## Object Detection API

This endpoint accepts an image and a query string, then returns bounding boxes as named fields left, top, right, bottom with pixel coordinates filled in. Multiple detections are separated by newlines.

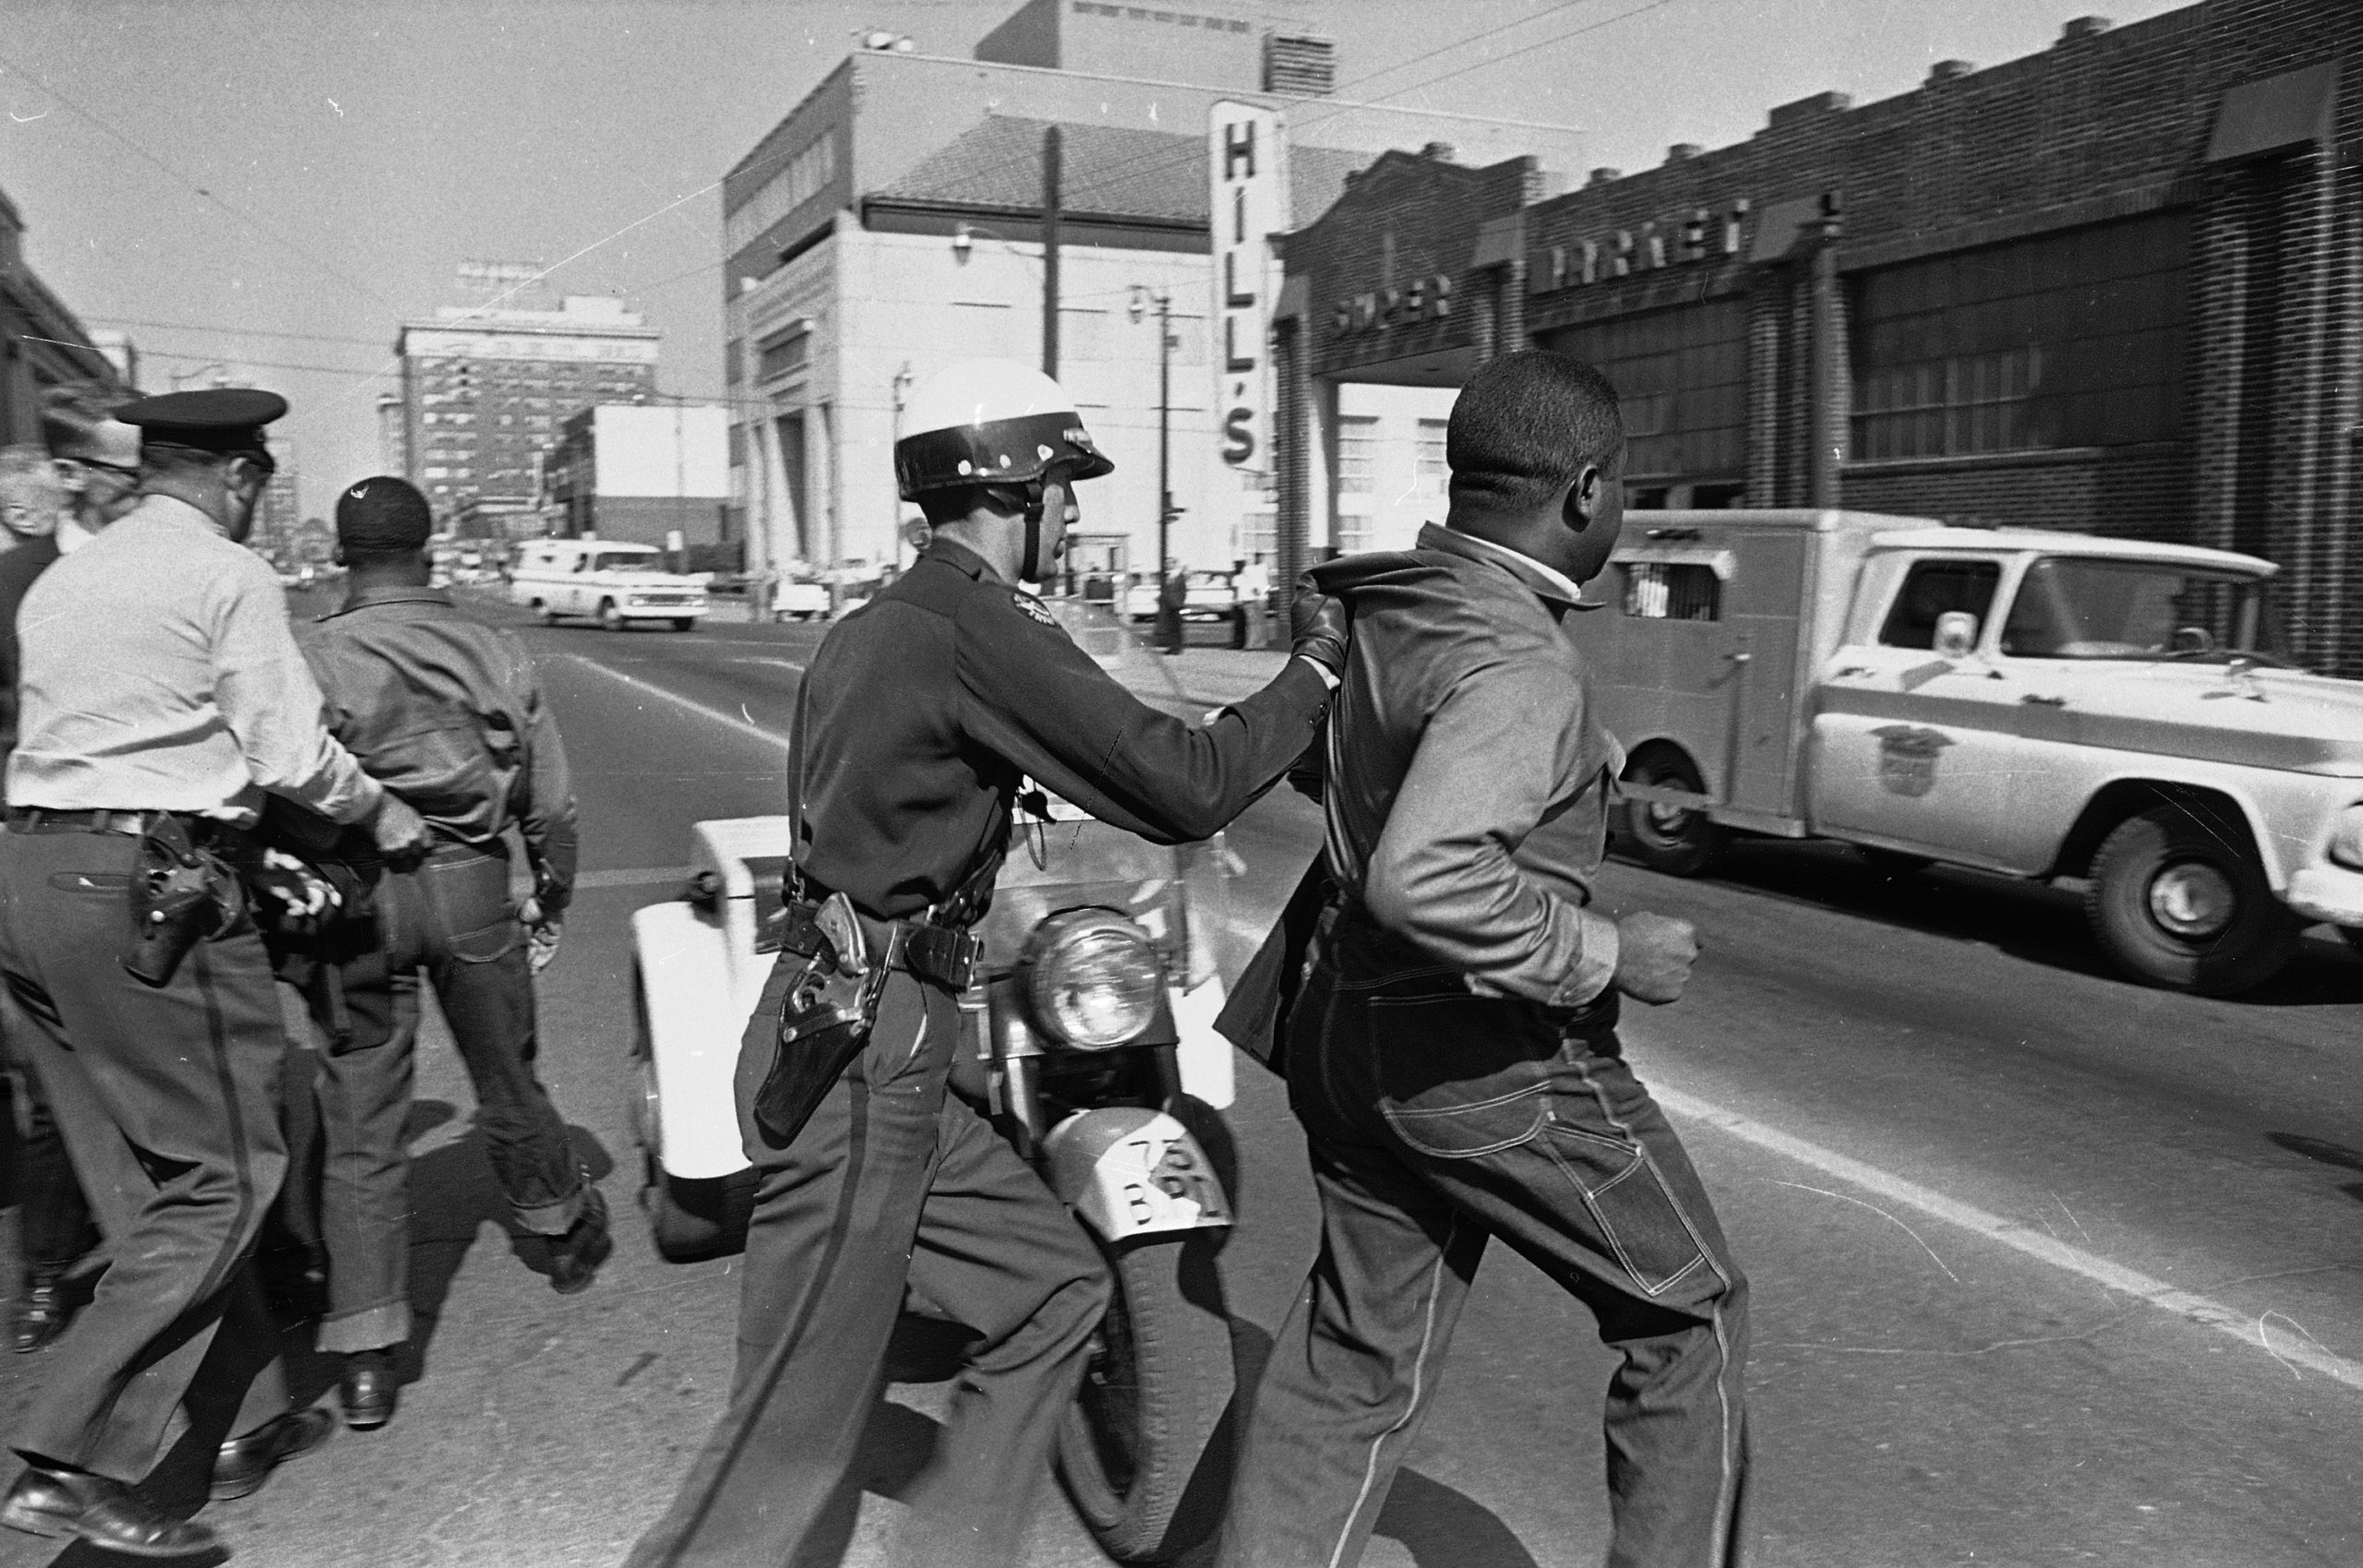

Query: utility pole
left=1156, top=289, right=1172, bottom=579
left=1042, top=126, right=1062, bottom=377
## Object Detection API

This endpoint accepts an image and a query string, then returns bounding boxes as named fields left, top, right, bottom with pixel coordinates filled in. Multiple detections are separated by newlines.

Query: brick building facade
left=1273, top=1, right=2362, bottom=677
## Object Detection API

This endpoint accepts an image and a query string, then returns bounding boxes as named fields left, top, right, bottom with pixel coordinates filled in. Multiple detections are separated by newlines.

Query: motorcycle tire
left=1056, top=1231, right=1234, bottom=1563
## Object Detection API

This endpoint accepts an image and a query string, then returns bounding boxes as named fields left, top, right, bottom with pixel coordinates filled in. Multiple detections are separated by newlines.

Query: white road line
left=551, top=652, right=792, bottom=752
left=1654, top=1084, right=2363, bottom=1393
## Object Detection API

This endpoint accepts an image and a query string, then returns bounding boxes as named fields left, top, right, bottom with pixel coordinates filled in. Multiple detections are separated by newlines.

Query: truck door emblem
left=1871, top=724, right=1954, bottom=797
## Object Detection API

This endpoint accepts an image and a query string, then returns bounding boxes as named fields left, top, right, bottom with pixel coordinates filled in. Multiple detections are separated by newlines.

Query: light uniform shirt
left=8, top=493, right=384, bottom=825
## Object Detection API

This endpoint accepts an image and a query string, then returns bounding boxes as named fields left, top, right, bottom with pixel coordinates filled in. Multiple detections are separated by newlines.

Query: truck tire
left=1056, top=1232, right=1233, bottom=1562
left=533, top=599, right=559, bottom=627
left=670, top=617, right=696, bottom=632
left=598, top=599, right=625, bottom=632
left=1616, top=750, right=1726, bottom=877
left=2086, top=804, right=2298, bottom=996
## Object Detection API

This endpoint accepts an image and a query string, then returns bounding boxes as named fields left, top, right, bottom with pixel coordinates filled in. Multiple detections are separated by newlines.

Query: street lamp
left=1129, top=285, right=1176, bottom=588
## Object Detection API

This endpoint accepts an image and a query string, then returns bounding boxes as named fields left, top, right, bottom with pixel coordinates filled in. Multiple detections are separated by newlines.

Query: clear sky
left=0, top=0, right=2189, bottom=520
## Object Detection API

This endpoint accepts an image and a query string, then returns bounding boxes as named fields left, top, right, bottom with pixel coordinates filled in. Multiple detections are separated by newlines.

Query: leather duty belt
left=6, top=807, right=168, bottom=837
left=774, top=898, right=980, bottom=993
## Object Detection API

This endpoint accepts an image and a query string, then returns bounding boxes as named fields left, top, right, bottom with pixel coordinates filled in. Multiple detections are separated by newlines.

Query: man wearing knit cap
left=0, top=389, right=435, bottom=1559
left=289, top=474, right=601, bottom=1435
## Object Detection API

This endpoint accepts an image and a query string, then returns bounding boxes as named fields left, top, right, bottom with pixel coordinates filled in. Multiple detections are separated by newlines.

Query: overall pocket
left=419, top=851, right=520, bottom=964
left=1367, top=983, right=1560, bottom=1160
left=1540, top=1082, right=1710, bottom=1297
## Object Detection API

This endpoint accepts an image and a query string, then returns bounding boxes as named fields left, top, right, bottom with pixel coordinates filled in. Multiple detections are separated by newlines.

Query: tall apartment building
left=392, top=269, right=660, bottom=528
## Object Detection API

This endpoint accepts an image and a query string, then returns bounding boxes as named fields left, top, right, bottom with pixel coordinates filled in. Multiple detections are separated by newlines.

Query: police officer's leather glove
left=1291, top=575, right=1349, bottom=682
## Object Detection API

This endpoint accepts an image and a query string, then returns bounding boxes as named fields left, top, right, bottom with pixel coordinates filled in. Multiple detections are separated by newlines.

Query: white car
left=510, top=539, right=709, bottom=631
left=1123, top=571, right=1241, bottom=623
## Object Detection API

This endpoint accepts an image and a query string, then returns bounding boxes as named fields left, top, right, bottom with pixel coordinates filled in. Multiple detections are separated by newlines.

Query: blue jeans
left=1221, top=921, right=1752, bottom=1568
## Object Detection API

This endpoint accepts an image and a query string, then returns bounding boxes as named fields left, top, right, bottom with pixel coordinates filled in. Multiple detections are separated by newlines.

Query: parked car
left=772, top=580, right=831, bottom=620
left=509, top=538, right=709, bottom=631
left=1122, top=570, right=1239, bottom=623
left=1565, top=508, right=2363, bottom=996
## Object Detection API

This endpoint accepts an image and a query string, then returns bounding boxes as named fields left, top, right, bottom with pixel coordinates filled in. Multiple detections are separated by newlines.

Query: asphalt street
left=4, top=589, right=2361, bottom=1568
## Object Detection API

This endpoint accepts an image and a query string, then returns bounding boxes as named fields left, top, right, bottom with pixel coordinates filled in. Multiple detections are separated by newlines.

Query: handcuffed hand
left=1291, top=574, right=1349, bottom=680
left=1613, top=912, right=1698, bottom=1005
left=518, top=895, right=564, bottom=974
left=252, top=848, right=342, bottom=936
left=370, top=792, right=433, bottom=865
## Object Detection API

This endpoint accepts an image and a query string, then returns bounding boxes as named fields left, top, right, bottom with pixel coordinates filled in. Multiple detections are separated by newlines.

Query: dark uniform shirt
left=796, top=538, right=1330, bottom=921
left=298, top=584, right=578, bottom=911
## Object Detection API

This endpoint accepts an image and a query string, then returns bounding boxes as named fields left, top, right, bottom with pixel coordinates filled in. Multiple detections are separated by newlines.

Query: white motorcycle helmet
left=895, top=360, right=1113, bottom=584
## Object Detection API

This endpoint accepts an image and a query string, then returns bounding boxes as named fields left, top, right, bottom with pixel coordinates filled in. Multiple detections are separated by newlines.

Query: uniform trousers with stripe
left=1219, top=919, right=1752, bottom=1568
left=0, top=824, right=293, bottom=1481
left=624, top=960, right=1110, bottom=1568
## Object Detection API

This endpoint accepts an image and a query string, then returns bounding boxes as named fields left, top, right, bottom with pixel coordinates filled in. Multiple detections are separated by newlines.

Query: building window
left=1539, top=298, right=1745, bottom=483
left=1622, top=562, right=1721, bottom=621
left=1852, top=210, right=2189, bottom=461
left=1337, top=415, right=1379, bottom=494
left=1414, top=418, right=1448, bottom=488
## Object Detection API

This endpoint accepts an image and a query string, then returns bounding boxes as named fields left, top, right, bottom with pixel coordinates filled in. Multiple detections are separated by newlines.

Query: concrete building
left=544, top=402, right=730, bottom=547
left=392, top=267, right=660, bottom=525
left=0, top=186, right=130, bottom=443
left=719, top=0, right=1581, bottom=584
left=1273, top=0, right=2363, bottom=678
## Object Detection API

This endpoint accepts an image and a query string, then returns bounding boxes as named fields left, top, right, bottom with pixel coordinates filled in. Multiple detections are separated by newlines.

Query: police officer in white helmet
left=624, top=359, right=1349, bottom=1568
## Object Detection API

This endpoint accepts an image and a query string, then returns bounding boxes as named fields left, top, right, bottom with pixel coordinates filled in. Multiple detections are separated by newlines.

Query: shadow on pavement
left=1649, top=839, right=2363, bottom=1008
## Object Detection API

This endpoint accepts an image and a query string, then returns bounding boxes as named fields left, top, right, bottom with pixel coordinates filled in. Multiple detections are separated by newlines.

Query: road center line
left=1652, top=1084, right=2363, bottom=1392
left=551, top=652, right=793, bottom=752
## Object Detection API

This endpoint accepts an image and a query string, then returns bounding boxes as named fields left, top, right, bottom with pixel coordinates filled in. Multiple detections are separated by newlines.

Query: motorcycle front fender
left=1039, top=1107, right=1232, bottom=1243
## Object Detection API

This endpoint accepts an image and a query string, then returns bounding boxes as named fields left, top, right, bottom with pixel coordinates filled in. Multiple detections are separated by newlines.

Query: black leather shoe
left=340, top=1349, right=397, bottom=1431
left=210, top=1406, right=333, bottom=1502
left=10, top=1269, right=69, bottom=1354
left=546, top=1184, right=613, bottom=1296
left=0, top=1463, right=221, bottom=1557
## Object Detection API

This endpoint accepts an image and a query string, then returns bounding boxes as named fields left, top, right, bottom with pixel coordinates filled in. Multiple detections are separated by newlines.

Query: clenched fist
left=1613, top=912, right=1698, bottom=1005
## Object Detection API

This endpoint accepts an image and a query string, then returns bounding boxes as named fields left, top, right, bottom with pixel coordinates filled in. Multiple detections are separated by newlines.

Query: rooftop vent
left=1926, top=59, right=1975, bottom=85
left=1666, top=142, right=1702, bottom=163
left=1768, top=90, right=1853, bottom=130
left=1588, top=166, right=1625, bottom=187
left=1420, top=141, right=1456, bottom=162
left=1264, top=33, right=1336, bottom=96
left=2061, top=15, right=2114, bottom=41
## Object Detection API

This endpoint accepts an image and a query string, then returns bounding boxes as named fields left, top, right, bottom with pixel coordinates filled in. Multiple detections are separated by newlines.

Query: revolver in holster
left=751, top=892, right=885, bottom=1148
left=124, top=815, right=240, bottom=987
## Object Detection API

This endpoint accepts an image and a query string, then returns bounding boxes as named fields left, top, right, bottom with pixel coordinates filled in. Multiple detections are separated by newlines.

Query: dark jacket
left=0, top=531, right=62, bottom=774
left=298, top=585, right=578, bottom=911
left=794, top=537, right=1329, bottom=922
left=1218, top=525, right=1624, bottom=1065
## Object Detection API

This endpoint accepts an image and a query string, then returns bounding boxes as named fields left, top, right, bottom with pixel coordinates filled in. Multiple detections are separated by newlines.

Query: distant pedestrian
left=0, top=389, right=433, bottom=1559
left=1217, top=350, right=1749, bottom=1568
left=1156, top=556, right=1187, bottom=655
left=0, top=386, right=140, bottom=1356
left=288, top=475, right=603, bottom=1434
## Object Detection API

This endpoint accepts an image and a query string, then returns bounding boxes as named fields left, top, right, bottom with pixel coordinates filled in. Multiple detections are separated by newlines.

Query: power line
left=0, top=50, right=401, bottom=310
left=85, top=316, right=392, bottom=349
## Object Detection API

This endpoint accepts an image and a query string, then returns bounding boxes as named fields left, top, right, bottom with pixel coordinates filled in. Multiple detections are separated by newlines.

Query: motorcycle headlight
left=2330, top=804, right=2363, bottom=871
left=1025, top=909, right=1163, bottom=1050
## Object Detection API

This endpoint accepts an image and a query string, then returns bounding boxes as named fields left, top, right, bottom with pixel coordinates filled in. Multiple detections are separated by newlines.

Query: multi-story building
left=1, top=185, right=131, bottom=442
left=1274, top=0, right=2363, bottom=678
left=392, top=269, right=659, bottom=526
left=719, top=0, right=1583, bottom=582
left=543, top=402, right=729, bottom=548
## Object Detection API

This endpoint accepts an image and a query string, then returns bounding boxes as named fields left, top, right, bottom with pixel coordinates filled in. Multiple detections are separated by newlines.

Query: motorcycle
left=630, top=802, right=1242, bottom=1562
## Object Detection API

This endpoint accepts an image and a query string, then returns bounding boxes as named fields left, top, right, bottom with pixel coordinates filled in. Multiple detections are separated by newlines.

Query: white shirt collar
left=1449, top=530, right=1589, bottom=604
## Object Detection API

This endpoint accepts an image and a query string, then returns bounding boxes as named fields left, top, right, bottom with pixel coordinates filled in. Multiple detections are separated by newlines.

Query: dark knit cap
left=335, top=475, right=433, bottom=554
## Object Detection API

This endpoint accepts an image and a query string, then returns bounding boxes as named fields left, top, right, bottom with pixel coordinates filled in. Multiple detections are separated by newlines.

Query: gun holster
left=751, top=892, right=887, bottom=1149
left=124, top=816, right=240, bottom=988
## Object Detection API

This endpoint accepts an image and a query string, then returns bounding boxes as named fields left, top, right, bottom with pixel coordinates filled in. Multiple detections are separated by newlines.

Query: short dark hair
left=335, top=475, right=433, bottom=557
left=1445, top=350, right=1625, bottom=515
left=917, top=485, right=987, bottom=527
left=39, top=382, right=132, bottom=459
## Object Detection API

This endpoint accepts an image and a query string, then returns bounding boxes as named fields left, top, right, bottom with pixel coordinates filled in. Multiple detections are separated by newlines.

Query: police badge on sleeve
left=1012, top=590, right=1060, bottom=628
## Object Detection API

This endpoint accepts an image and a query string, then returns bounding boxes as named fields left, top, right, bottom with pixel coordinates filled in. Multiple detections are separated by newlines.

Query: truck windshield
left=593, top=551, right=658, bottom=572
left=1998, top=557, right=2277, bottom=663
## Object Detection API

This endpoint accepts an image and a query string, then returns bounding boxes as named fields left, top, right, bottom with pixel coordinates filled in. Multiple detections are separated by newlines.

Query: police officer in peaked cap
left=624, top=358, right=1352, bottom=1568
left=0, top=387, right=433, bottom=1558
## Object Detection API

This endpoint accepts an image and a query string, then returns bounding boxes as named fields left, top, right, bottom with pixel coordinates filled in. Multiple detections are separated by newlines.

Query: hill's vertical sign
left=1209, top=102, right=1285, bottom=471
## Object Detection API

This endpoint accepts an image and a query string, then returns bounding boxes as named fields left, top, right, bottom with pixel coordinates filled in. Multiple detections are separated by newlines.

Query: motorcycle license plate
left=1095, top=1129, right=1229, bottom=1238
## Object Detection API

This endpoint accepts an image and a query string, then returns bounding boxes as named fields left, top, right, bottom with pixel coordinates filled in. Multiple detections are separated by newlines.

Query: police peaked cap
left=893, top=359, right=1113, bottom=501
left=115, top=388, right=288, bottom=455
